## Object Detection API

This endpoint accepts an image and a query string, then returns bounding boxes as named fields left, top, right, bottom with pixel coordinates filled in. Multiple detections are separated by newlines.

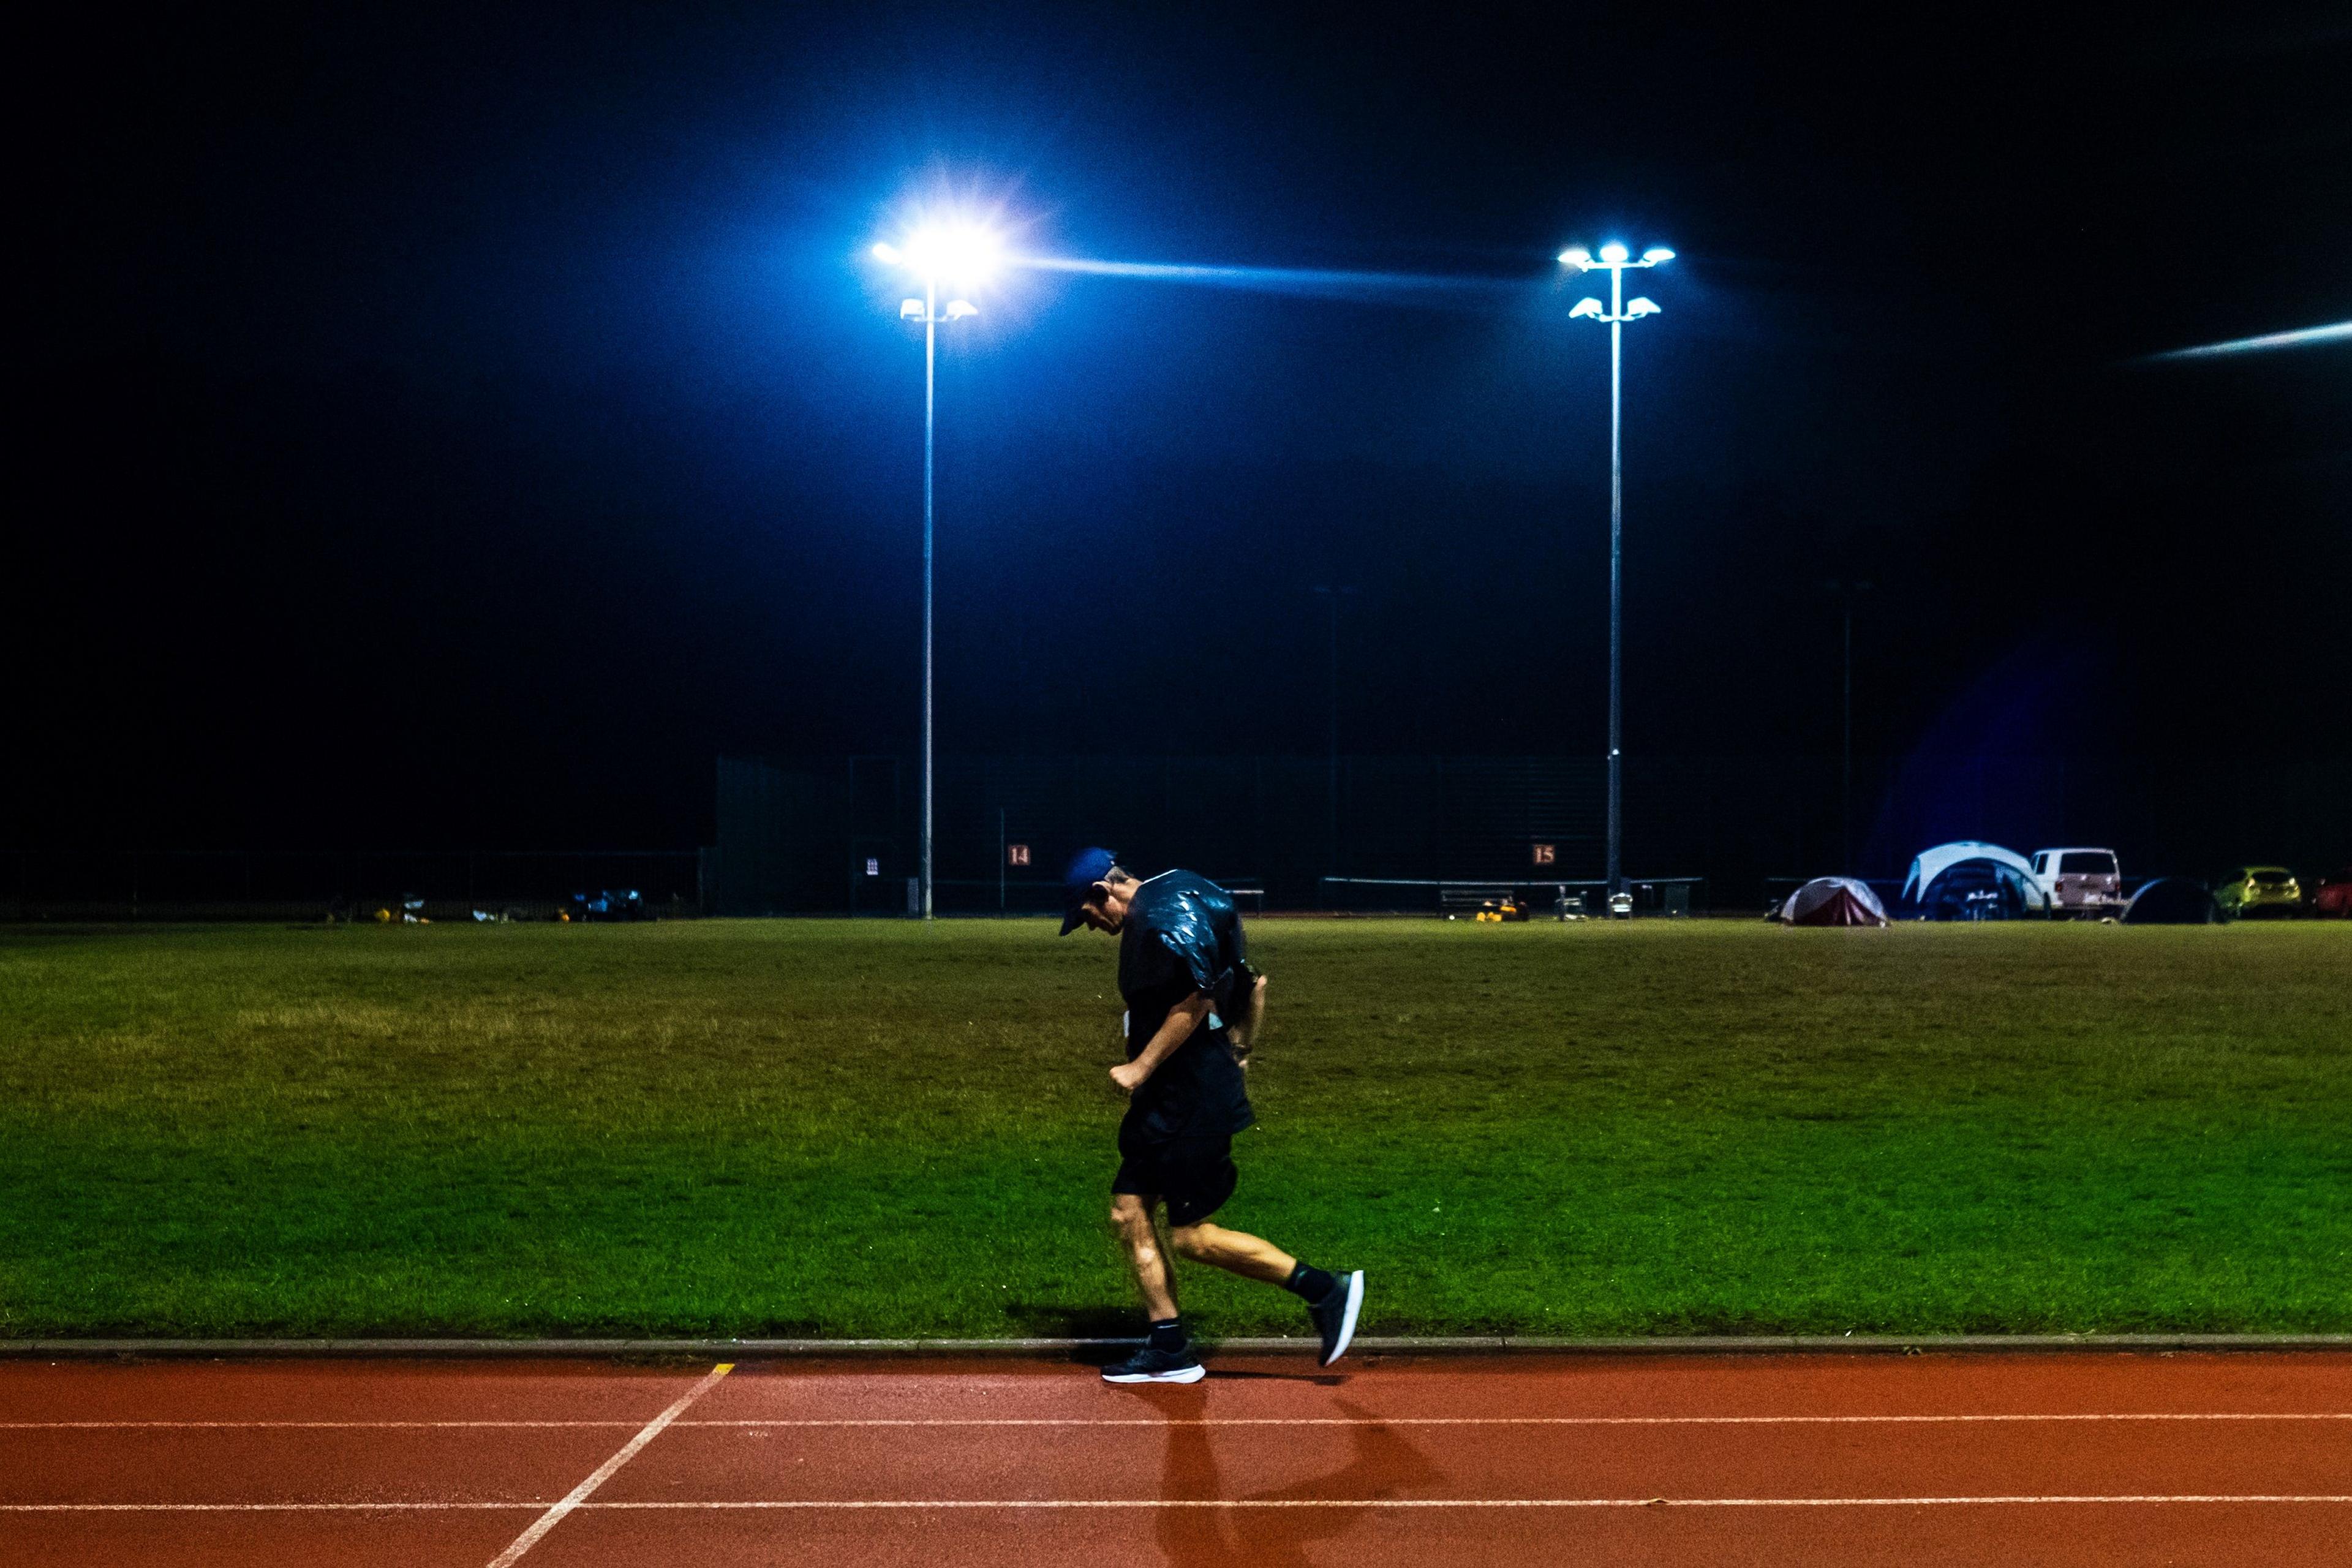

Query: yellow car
left=2214, top=866, right=2302, bottom=920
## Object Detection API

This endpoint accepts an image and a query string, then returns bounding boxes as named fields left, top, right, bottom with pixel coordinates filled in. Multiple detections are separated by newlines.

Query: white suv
left=2031, top=848, right=2123, bottom=918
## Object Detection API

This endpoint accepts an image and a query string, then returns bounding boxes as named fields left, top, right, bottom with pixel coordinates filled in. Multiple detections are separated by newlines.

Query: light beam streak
left=1012, top=254, right=1531, bottom=307
left=2148, top=320, right=2352, bottom=360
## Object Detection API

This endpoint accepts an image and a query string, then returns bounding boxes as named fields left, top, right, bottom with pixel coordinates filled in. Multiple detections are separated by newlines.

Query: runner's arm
left=1226, top=972, right=1268, bottom=1067
left=1109, top=992, right=1211, bottom=1093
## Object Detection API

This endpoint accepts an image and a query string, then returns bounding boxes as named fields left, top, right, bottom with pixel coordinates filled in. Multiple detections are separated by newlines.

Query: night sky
left=17, top=2, right=2349, bottom=854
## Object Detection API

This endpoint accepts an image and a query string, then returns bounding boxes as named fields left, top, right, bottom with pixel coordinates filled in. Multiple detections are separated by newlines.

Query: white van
left=2030, top=848, right=2123, bottom=918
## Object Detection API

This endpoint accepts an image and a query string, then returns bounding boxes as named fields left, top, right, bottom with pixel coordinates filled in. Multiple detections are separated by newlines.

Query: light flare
left=1007, top=254, right=1531, bottom=308
left=2148, top=320, right=2352, bottom=360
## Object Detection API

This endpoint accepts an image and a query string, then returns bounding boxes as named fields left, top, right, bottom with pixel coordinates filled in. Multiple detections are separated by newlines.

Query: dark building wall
left=715, top=751, right=2345, bottom=914
left=707, top=758, right=845, bottom=916
left=1860, top=752, right=2346, bottom=892
left=717, top=753, right=1619, bottom=913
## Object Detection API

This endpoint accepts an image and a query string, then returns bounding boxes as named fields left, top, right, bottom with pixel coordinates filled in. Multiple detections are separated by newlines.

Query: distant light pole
left=1822, top=578, right=1874, bottom=875
left=1560, top=241, right=1672, bottom=895
left=1310, top=585, right=1357, bottom=882
left=872, top=225, right=995, bottom=919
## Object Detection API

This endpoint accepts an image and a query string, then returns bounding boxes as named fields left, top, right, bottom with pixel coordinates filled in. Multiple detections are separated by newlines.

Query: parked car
left=2311, top=868, right=2352, bottom=919
left=2030, top=848, right=2124, bottom=918
left=2213, top=866, right=2302, bottom=919
left=569, top=888, right=649, bottom=922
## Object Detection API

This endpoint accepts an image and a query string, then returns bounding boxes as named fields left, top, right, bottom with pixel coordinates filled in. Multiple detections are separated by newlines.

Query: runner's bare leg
left=1169, top=1221, right=1295, bottom=1284
left=1111, top=1193, right=1180, bottom=1320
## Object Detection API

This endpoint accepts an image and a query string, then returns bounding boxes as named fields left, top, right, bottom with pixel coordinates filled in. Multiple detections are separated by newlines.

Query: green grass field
left=2, top=918, right=2346, bottom=1340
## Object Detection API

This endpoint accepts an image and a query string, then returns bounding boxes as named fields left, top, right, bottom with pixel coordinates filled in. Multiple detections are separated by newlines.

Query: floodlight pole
left=1607, top=264, right=1623, bottom=900
left=876, top=234, right=985, bottom=921
left=1841, top=590, right=1850, bottom=873
left=1310, top=585, right=1357, bottom=883
left=920, top=274, right=937, bottom=919
left=902, top=276, right=968, bottom=919
left=1561, top=244, right=1670, bottom=897
left=1824, top=578, right=1872, bottom=875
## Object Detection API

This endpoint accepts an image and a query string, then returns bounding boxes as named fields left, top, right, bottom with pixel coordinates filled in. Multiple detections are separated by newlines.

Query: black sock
left=1285, top=1263, right=1338, bottom=1305
left=1147, top=1317, right=1189, bottom=1353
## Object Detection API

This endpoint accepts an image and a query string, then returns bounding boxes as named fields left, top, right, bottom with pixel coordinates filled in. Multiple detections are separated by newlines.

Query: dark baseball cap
left=1059, top=846, right=1118, bottom=934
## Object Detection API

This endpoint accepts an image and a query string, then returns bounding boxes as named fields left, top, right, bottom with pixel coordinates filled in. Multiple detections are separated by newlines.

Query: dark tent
left=2122, top=877, right=2221, bottom=925
left=1777, top=876, right=1890, bottom=927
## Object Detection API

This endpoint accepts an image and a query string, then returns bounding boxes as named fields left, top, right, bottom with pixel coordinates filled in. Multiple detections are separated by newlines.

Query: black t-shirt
left=1117, top=870, right=1256, bottom=1139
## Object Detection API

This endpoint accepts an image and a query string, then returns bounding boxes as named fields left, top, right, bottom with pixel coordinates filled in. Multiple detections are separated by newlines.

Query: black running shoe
left=1310, top=1270, right=1365, bottom=1366
left=1100, top=1344, right=1207, bottom=1384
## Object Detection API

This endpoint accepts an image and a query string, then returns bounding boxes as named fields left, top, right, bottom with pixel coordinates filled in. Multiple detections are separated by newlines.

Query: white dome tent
left=1900, top=841, right=2049, bottom=920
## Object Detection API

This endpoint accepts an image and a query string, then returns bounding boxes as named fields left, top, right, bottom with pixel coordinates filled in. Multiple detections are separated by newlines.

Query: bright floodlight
left=1558, top=246, right=1592, bottom=267
left=899, top=298, right=925, bottom=320
left=1642, top=247, right=1675, bottom=263
left=871, top=242, right=903, bottom=265
left=944, top=299, right=978, bottom=319
left=1569, top=297, right=1604, bottom=318
left=897, top=222, right=1002, bottom=284
left=1599, top=243, right=1630, bottom=263
left=1626, top=297, right=1660, bottom=317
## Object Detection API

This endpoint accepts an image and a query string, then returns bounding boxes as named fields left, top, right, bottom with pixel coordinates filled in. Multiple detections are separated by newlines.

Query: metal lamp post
left=1559, top=241, right=1672, bottom=897
left=1822, top=578, right=1874, bottom=875
left=872, top=227, right=992, bottom=919
left=1309, top=584, right=1358, bottom=884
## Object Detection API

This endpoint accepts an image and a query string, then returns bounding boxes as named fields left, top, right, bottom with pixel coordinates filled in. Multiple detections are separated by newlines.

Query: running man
left=1061, top=847, right=1363, bottom=1384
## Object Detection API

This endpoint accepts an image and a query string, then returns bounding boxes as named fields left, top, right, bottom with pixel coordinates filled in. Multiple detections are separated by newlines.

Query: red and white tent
left=1776, top=876, right=1888, bottom=927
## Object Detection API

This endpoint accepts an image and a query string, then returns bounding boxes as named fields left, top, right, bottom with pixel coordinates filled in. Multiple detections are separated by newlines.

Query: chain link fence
left=0, top=850, right=704, bottom=922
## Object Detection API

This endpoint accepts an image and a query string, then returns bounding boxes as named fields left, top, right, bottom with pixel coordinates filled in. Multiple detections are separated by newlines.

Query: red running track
left=2, top=1351, right=2346, bottom=1566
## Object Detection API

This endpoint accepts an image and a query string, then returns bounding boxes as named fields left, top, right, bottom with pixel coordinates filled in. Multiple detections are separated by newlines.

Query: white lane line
left=581, top=1495, right=2352, bottom=1509
left=0, top=1421, right=640, bottom=1429
left=7, top=1412, right=2345, bottom=1430
left=2, top=1494, right=2346, bottom=1512
left=481, top=1362, right=732, bottom=1568
left=588, top=1495, right=2352, bottom=1508
left=0, top=1502, right=538, bottom=1511
left=671, top=1413, right=2352, bottom=1428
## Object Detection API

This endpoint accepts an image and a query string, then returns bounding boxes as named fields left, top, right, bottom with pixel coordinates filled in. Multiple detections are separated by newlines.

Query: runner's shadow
left=1123, top=1389, right=1442, bottom=1568
left=1005, top=1304, right=1144, bottom=1359
left=1206, top=1368, right=1349, bottom=1387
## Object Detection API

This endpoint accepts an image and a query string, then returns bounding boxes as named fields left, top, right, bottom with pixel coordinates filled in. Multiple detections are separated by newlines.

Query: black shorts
left=1112, top=1124, right=1238, bottom=1227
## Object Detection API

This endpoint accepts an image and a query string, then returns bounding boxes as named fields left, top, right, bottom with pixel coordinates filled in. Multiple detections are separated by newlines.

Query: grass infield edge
left=6, top=1334, right=2351, bottom=1360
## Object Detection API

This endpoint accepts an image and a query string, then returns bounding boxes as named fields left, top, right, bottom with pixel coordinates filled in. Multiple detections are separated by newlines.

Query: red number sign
left=1531, top=843, right=1556, bottom=865
left=1008, top=843, right=1031, bottom=867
